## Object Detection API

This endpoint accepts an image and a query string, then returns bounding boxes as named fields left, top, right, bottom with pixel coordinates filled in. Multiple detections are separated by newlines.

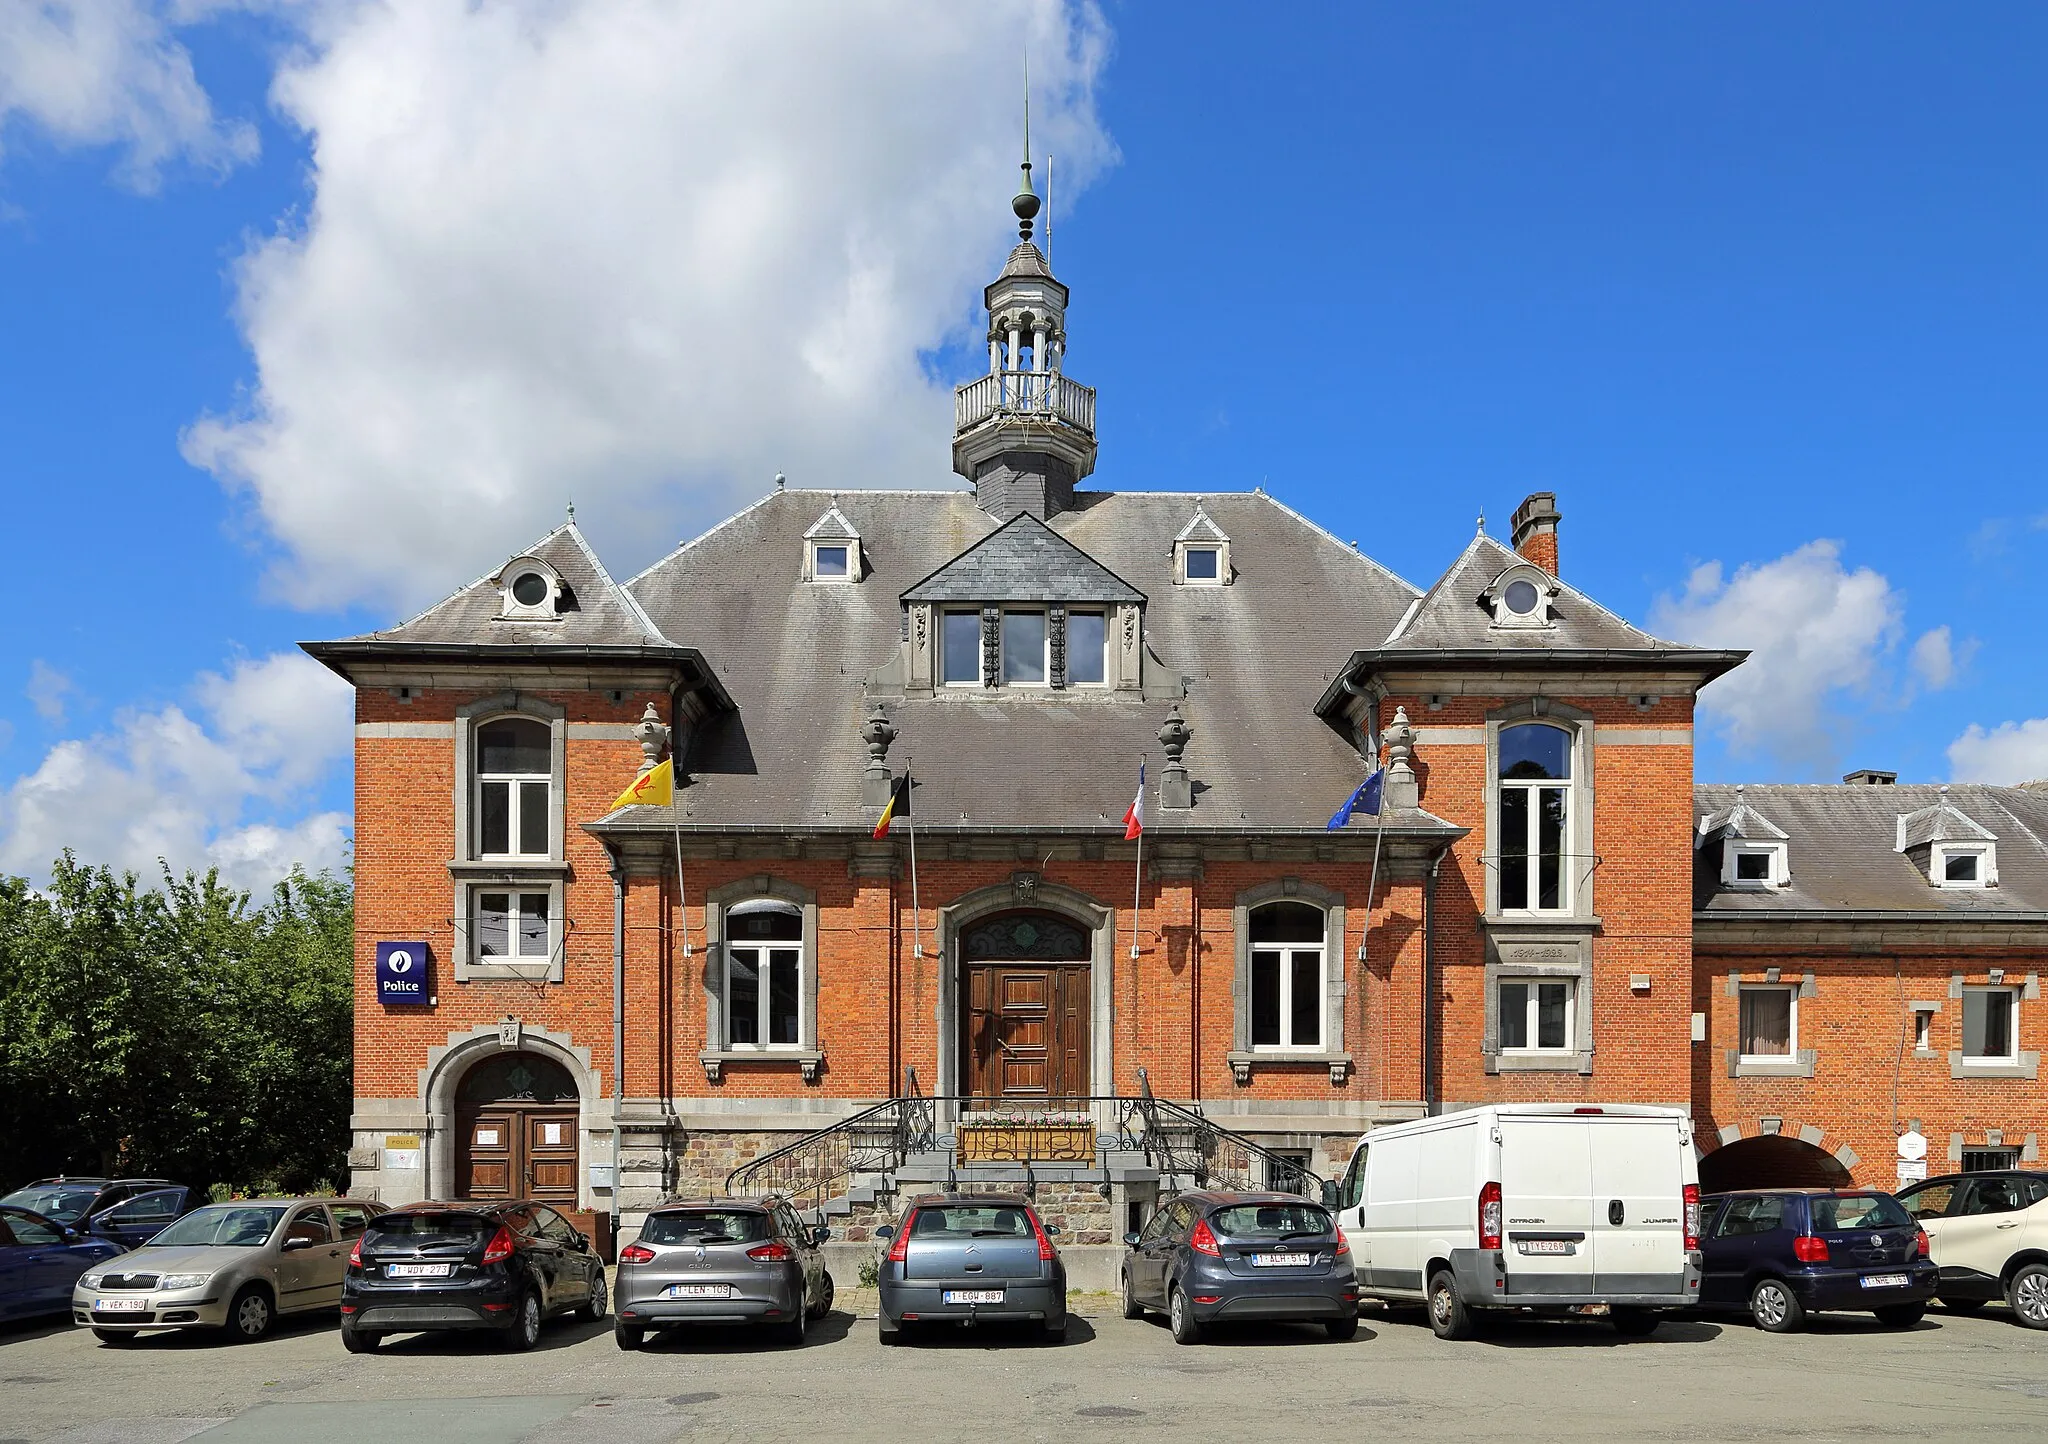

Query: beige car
left=72, top=1197, right=384, bottom=1343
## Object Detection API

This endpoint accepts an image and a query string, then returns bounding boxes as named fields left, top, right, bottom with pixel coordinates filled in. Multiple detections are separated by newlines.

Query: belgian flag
left=873, top=772, right=912, bottom=838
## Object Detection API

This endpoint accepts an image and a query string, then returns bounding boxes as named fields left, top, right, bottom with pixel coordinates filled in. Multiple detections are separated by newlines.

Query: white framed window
left=1000, top=609, right=1048, bottom=685
left=476, top=717, right=553, bottom=858
left=1066, top=610, right=1107, bottom=685
left=1962, top=987, right=2019, bottom=1063
left=1914, top=1008, right=1935, bottom=1052
left=1934, top=843, right=1996, bottom=889
left=724, top=901, right=803, bottom=1049
left=1248, top=902, right=1325, bottom=1050
left=1483, top=563, right=1558, bottom=629
left=1738, top=986, right=1797, bottom=1060
left=496, top=557, right=562, bottom=619
left=1497, top=722, right=1572, bottom=913
left=941, top=610, right=982, bottom=686
left=1182, top=546, right=1223, bottom=584
left=473, top=888, right=553, bottom=962
left=1724, top=841, right=1788, bottom=889
left=1499, top=978, right=1574, bottom=1052
left=811, top=543, right=852, bottom=581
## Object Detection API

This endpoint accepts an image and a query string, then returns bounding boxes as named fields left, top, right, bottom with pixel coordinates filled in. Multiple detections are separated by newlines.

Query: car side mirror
left=1043, top=1224, right=1060, bottom=1236
left=281, top=1236, right=316, bottom=1253
left=874, top=1225, right=894, bottom=1240
left=1321, top=1180, right=1340, bottom=1211
left=1123, top=1231, right=1141, bottom=1247
left=813, top=1226, right=831, bottom=1245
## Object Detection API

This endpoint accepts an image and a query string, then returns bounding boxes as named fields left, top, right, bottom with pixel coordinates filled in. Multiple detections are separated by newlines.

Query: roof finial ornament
left=1012, top=55, right=1040, bottom=241
left=1477, top=509, right=1486, bottom=534
left=566, top=499, right=575, bottom=522
left=774, top=472, right=786, bottom=490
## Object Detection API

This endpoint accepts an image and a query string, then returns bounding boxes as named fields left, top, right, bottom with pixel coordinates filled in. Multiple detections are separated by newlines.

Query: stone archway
left=1699, top=1134, right=1854, bottom=1193
left=420, top=1022, right=600, bottom=1208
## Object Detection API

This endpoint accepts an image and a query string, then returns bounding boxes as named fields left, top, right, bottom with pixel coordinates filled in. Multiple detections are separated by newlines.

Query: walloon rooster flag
left=1123, top=763, right=1145, bottom=839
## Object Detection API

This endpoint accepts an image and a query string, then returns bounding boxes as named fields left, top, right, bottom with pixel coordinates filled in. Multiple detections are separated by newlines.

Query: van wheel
left=1120, top=1271, right=1144, bottom=1320
left=1749, top=1278, right=1804, bottom=1333
left=1609, top=1307, right=1659, bottom=1337
left=1427, top=1270, right=1474, bottom=1341
left=1873, top=1302, right=1925, bottom=1328
left=1168, top=1287, right=1203, bottom=1345
left=2007, top=1264, right=2048, bottom=1329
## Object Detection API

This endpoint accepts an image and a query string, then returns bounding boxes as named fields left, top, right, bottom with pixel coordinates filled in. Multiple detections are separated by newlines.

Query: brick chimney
left=1510, top=492, right=1561, bottom=575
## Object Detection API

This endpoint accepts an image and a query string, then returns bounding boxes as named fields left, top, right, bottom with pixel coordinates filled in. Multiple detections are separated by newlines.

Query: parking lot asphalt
left=6, top=1287, right=2048, bottom=1444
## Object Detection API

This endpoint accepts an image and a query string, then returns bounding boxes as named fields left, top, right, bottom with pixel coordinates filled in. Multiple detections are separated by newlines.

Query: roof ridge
left=560, top=522, right=673, bottom=645
left=1242, top=491, right=1422, bottom=596
left=622, top=492, right=784, bottom=590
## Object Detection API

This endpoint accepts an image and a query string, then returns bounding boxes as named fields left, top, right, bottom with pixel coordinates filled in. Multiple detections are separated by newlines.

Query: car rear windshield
left=908, top=1205, right=1036, bottom=1238
left=1, top=1186, right=102, bottom=1222
left=1810, top=1195, right=1912, bottom=1232
left=1210, top=1203, right=1333, bottom=1239
left=640, top=1210, right=770, bottom=1246
left=365, top=1212, right=496, bottom=1249
left=149, top=1205, right=288, bottom=1248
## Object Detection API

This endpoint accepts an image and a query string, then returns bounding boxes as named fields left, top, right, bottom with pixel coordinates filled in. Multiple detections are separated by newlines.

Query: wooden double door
left=456, top=1105, right=579, bottom=1209
left=965, top=964, right=1090, bottom=1099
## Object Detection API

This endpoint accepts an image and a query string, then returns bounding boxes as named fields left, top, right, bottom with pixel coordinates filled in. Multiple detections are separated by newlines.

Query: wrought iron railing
left=725, top=1068, right=1321, bottom=1205
left=954, top=370, right=1097, bottom=434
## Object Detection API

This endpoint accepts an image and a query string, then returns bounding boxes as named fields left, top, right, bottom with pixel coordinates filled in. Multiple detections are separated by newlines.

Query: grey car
left=73, top=1197, right=384, bottom=1343
left=1120, top=1191, right=1357, bottom=1344
left=874, top=1193, right=1067, bottom=1344
left=613, top=1197, right=832, bottom=1348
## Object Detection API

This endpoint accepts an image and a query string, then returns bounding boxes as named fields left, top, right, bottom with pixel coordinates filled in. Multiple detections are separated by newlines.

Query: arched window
left=725, top=900, right=803, bottom=1048
left=1498, top=722, right=1571, bottom=913
left=1248, top=901, right=1326, bottom=1050
left=476, top=717, right=552, bottom=858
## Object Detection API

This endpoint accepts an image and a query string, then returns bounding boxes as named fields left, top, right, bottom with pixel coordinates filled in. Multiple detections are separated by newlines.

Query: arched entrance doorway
left=455, top=1051, right=580, bottom=1208
left=961, top=911, right=1091, bottom=1099
left=1699, top=1134, right=1853, bottom=1193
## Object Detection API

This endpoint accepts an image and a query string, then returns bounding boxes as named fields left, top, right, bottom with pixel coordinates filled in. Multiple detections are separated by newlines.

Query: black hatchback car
left=1120, top=1191, right=1357, bottom=1344
left=340, top=1200, right=608, bottom=1352
left=1698, top=1188, right=1936, bottom=1332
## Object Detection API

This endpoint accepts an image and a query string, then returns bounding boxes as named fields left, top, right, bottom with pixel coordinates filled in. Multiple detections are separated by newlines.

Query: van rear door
left=1497, top=1116, right=1595, bottom=1292
left=1587, top=1118, right=1687, bottom=1294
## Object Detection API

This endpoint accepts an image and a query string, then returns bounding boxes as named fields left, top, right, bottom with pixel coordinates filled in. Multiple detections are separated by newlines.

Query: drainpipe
left=606, top=842, right=626, bottom=1249
left=1422, top=852, right=1441, bottom=1114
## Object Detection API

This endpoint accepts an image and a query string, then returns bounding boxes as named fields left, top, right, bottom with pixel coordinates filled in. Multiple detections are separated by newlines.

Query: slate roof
left=605, top=488, right=1433, bottom=834
left=1697, top=796, right=1790, bottom=841
left=802, top=505, right=861, bottom=542
left=997, top=241, right=1057, bottom=282
left=1174, top=506, right=1230, bottom=544
left=901, top=511, right=1143, bottom=605
left=1694, top=784, right=2048, bottom=917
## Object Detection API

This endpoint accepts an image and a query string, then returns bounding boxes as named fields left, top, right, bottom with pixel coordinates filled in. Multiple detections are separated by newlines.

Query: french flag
left=1123, top=763, right=1145, bottom=839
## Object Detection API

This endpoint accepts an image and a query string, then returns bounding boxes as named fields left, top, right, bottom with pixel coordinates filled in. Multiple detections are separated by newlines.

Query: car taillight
left=1478, top=1181, right=1503, bottom=1251
left=480, top=1225, right=515, bottom=1265
left=1333, top=1232, right=1350, bottom=1257
left=886, top=1214, right=913, bottom=1264
left=1189, top=1218, right=1222, bottom=1256
left=1028, top=1211, right=1056, bottom=1262
left=1683, top=1184, right=1701, bottom=1251
left=1793, top=1235, right=1829, bottom=1263
left=1916, top=1229, right=1930, bottom=1258
left=348, top=1238, right=362, bottom=1269
left=748, top=1242, right=795, bottom=1262
left=618, top=1243, right=655, bottom=1264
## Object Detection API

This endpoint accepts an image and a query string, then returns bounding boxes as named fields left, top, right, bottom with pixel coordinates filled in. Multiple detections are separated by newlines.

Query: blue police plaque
left=376, top=941, right=432, bottom=1005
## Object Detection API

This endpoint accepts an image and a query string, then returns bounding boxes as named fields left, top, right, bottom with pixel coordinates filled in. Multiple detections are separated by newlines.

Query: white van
left=1327, top=1103, right=1702, bottom=1338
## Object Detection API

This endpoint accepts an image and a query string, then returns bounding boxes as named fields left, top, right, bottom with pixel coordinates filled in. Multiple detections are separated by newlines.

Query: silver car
left=72, top=1197, right=384, bottom=1344
left=613, top=1197, right=833, bottom=1348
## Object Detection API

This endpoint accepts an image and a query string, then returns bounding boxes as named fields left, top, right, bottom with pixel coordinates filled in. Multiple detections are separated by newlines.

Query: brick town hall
left=312, top=158, right=2048, bottom=1256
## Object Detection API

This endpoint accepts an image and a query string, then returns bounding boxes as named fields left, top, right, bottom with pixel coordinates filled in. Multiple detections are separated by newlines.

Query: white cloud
left=183, top=0, right=1117, bottom=612
left=1651, top=540, right=1903, bottom=773
left=1909, top=626, right=1959, bottom=692
left=26, top=659, right=73, bottom=722
left=0, top=649, right=353, bottom=889
left=0, top=0, right=256, bottom=190
left=1949, top=718, right=2048, bottom=786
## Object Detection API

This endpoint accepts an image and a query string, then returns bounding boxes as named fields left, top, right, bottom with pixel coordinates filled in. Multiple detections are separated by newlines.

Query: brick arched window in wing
left=1497, top=721, right=1573, bottom=914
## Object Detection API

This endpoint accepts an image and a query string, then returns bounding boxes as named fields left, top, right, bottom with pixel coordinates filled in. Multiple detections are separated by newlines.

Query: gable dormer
left=1481, top=560, right=1561, bottom=630
left=1697, top=789, right=1791, bottom=888
left=1896, top=792, right=1999, bottom=888
left=495, top=554, right=569, bottom=620
left=803, top=504, right=863, bottom=583
left=1174, top=505, right=1231, bottom=586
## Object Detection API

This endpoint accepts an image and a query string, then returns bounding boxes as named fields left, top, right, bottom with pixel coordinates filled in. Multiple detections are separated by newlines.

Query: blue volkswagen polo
left=1698, top=1188, right=1936, bottom=1331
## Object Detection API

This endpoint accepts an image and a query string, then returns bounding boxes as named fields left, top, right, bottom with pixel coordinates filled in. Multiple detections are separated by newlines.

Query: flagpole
left=673, top=816, right=690, bottom=958
left=906, top=769, right=923, bottom=959
left=1129, top=762, right=1143, bottom=960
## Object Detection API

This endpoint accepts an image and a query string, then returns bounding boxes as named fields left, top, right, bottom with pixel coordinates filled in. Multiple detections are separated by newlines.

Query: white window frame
left=1737, top=984, right=1798, bottom=1062
left=1933, top=842, right=1996, bottom=889
left=1497, top=722, right=1574, bottom=916
left=1065, top=609, right=1108, bottom=687
left=1248, top=929, right=1327, bottom=1052
left=722, top=901, right=805, bottom=1052
left=1962, top=985, right=2020, bottom=1064
left=469, top=885, right=556, bottom=965
left=940, top=609, right=983, bottom=687
left=1724, top=840, right=1788, bottom=889
left=496, top=557, right=563, bottom=620
left=1914, top=1007, right=1934, bottom=1052
left=1483, top=563, right=1559, bottom=629
left=475, top=716, right=554, bottom=860
left=1180, top=544, right=1225, bottom=586
left=1498, top=977, right=1576, bottom=1054
left=809, top=542, right=855, bottom=582
left=999, top=608, right=1051, bottom=687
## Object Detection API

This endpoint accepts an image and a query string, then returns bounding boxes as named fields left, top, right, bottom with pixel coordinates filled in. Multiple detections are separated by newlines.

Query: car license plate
left=94, top=1298, right=147, bottom=1311
left=385, top=1263, right=452, bottom=1278
left=943, top=1289, right=1005, bottom=1305
left=1517, top=1239, right=1574, bottom=1256
left=1251, top=1252, right=1313, bottom=1267
left=664, top=1284, right=735, bottom=1299
left=1860, top=1273, right=1910, bottom=1289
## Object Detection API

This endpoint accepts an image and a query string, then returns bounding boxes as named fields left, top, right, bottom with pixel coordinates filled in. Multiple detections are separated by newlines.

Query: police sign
left=376, top=941, right=432, bottom=1005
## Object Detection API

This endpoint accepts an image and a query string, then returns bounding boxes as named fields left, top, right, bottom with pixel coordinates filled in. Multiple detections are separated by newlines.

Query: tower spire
left=1012, top=55, right=1039, bottom=241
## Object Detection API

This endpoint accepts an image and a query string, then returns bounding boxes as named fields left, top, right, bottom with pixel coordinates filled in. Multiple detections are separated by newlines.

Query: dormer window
left=1895, top=793, right=1998, bottom=889
left=496, top=557, right=563, bottom=620
left=803, top=505, right=863, bottom=582
left=1723, top=840, right=1789, bottom=889
left=1185, top=546, right=1220, bottom=581
left=1933, top=842, right=1995, bottom=889
left=1174, top=506, right=1231, bottom=586
left=1483, top=563, right=1559, bottom=629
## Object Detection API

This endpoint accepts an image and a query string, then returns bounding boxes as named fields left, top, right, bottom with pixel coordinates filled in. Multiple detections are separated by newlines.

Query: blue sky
left=2, top=2, right=2045, bottom=885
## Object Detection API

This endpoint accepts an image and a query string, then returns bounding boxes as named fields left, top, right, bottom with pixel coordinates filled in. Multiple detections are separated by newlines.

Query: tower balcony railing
left=954, top=369, right=1096, bottom=437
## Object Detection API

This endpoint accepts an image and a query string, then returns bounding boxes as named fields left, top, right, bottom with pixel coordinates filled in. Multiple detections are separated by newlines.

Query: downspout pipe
left=605, top=841, right=626, bottom=1250
left=1422, top=851, right=1441, bottom=1114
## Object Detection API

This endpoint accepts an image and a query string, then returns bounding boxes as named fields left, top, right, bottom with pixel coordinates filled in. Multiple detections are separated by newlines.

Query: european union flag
left=1325, top=768, right=1386, bottom=831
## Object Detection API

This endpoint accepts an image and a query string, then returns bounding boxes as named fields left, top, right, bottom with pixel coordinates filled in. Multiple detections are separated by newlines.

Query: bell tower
left=952, top=101, right=1098, bottom=521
